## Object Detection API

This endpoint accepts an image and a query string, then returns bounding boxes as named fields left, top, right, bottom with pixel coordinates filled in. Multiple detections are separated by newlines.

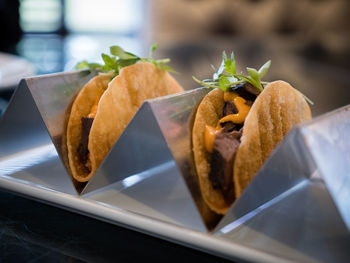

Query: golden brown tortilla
left=69, top=62, right=183, bottom=182
left=192, top=88, right=229, bottom=214
left=233, top=80, right=311, bottom=198
left=192, top=80, right=311, bottom=214
left=66, top=72, right=114, bottom=183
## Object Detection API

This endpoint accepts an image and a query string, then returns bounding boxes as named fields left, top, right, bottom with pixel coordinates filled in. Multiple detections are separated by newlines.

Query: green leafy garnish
left=193, top=51, right=270, bottom=93
left=138, top=43, right=176, bottom=73
left=76, top=43, right=175, bottom=76
left=192, top=51, right=313, bottom=105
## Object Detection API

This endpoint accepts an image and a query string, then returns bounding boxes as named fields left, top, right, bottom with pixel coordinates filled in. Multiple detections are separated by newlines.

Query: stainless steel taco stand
left=0, top=71, right=349, bottom=262
left=82, top=87, right=223, bottom=231
left=0, top=71, right=96, bottom=194
left=215, top=106, right=350, bottom=261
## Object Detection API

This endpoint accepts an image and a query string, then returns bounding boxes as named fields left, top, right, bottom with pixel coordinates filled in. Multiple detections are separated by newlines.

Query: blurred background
left=1, top=0, right=350, bottom=116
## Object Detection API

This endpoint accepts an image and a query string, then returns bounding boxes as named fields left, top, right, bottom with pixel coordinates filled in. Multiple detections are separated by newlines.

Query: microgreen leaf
left=157, top=64, right=176, bottom=73
left=76, top=60, right=89, bottom=70
left=223, top=51, right=236, bottom=75
left=247, top=67, right=259, bottom=81
left=192, top=51, right=313, bottom=106
left=213, top=59, right=225, bottom=80
left=118, top=58, right=139, bottom=67
left=102, top=53, right=115, bottom=67
left=217, top=59, right=226, bottom=74
left=75, top=43, right=175, bottom=76
left=193, top=76, right=218, bottom=89
left=110, top=46, right=138, bottom=60
left=218, top=75, right=230, bottom=91
left=222, top=51, right=227, bottom=61
left=150, top=43, right=158, bottom=58
left=226, top=76, right=238, bottom=83
left=154, top=58, right=170, bottom=64
left=230, top=52, right=235, bottom=61
left=224, top=57, right=236, bottom=75
left=258, top=60, right=271, bottom=78
left=192, top=50, right=271, bottom=93
left=76, top=61, right=103, bottom=71
left=246, top=67, right=263, bottom=91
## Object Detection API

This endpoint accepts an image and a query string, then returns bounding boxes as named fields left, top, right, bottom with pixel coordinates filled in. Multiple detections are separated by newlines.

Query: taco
left=66, top=72, right=113, bottom=183
left=192, top=53, right=312, bottom=214
left=66, top=46, right=183, bottom=183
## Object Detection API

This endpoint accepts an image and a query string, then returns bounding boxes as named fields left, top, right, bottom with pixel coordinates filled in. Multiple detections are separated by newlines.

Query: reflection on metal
left=82, top=161, right=174, bottom=195
left=217, top=180, right=308, bottom=235
left=0, top=144, right=56, bottom=176
left=301, top=105, right=350, bottom=231
left=215, top=127, right=317, bottom=232
left=0, top=70, right=349, bottom=262
left=82, top=87, right=221, bottom=230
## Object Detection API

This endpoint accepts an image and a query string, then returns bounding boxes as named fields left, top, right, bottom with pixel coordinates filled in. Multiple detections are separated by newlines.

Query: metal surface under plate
left=0, top=71, right=349, bottom=263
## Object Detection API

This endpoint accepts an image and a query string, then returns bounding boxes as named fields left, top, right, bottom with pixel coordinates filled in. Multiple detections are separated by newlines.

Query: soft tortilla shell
left=66, top=73, right=113, bottom=182
left=233, top=80, right=312, bottom=198
left=87, top=62, right=183, bottom=181
left=192, top=88, right=231, bottom=215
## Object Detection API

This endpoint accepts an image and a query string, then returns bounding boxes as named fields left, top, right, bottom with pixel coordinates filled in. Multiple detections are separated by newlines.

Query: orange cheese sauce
left=204, top=125, right=221, bottom=153
left=219, top=96, right=251, bottom=124
left=204, top=91, right=251, bottom=152
left=223, top=91, right=238, bottom=101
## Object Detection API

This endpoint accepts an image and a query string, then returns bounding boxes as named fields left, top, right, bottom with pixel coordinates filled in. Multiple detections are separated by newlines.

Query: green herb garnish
left=76, top=43, right=175, bottom=76
left=193, top=51, right=313, bottom=105
left=193, top=51, right=270, bottom=93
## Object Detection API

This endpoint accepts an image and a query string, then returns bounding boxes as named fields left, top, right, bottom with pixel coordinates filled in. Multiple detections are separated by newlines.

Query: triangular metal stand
left=214, top=127, right=316, bottom=231
left=0, top=71, right=94, bottom=195
left=301, top=106, right=350, bottom=231
left=215, top=105, right=350, bottom=233
left=209, top=105, right=350, bottom=262
left=83, top=88, right=221, bottom=231
left=1, top=69, right=350, bottom=239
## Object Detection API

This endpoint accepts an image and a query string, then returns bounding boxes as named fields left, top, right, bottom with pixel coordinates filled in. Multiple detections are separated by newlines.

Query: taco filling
left=205, top=82, right=258, bottom=201
left=76, top=94, right=103, bottom=172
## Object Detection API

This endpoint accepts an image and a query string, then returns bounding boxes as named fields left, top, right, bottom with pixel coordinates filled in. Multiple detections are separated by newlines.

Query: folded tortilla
left=192, top=80, right=311, bottom=214
left=66, top=72, right=113, bottom=183
left=67, top=62, right=183, bottom=182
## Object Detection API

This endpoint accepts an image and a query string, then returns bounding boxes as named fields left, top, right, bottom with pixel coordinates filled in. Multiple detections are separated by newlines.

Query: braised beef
left=208, top=129, right=242, bottom=198
left=229, top=82, right=259, bottom=102
left=245, top=100, right=254, bottom=106
left=221, top=101, right=243, bottom=132
left=205, top=82, right=263, bottom=199
left=220, top=122, right=242, bottom=133
left=207, top=82, right=260, bottom=199
left=77, top=117, right=94, bottom=167
left=223, top=100, right=238, bottom=116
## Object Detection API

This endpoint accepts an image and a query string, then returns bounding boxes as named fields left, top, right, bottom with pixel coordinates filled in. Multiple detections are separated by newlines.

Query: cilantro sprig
left=76, top=43, right=175, bottom=76
left=193, top=51, right=270, bottom=93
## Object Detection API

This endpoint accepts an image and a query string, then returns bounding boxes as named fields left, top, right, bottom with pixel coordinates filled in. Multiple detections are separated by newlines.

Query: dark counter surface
left=0, top=189, right=234, bottom=263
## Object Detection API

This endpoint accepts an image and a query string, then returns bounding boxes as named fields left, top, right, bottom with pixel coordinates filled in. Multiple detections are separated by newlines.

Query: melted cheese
left=204, top=125, right=221, bottom=153
left=223, top=91, right=238, bottom=101
left=204, top=91, right=252, bottom=153
left=219, top=96, right=251, bottom=124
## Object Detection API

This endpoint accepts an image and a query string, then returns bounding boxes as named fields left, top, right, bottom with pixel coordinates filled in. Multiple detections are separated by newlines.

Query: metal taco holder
left=0, top=70, right=349, bottom=262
